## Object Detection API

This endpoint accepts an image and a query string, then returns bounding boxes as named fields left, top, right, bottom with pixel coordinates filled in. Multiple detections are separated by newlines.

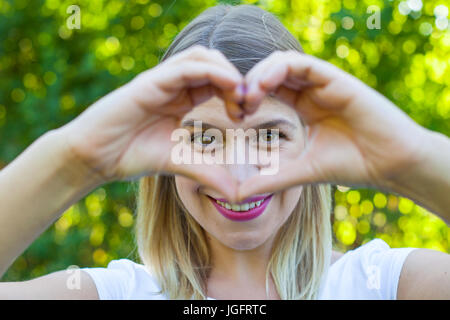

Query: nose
left=223, top=133, right=261, bottom=183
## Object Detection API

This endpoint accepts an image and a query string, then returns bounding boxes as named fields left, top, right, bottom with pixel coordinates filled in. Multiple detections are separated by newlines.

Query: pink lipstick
left=208, top=194, right=273, bottom=222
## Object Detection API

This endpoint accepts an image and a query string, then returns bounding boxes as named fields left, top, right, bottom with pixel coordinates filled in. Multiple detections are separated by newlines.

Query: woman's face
left=175, top=96, right=305, bottom=251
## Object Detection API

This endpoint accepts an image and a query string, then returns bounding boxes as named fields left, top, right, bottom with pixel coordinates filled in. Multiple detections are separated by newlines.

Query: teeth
left=215, top=199, right=264, bottom=212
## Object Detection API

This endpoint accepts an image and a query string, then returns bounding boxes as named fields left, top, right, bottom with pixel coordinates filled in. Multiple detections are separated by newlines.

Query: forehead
left=182, top=96, right=301, bottom=129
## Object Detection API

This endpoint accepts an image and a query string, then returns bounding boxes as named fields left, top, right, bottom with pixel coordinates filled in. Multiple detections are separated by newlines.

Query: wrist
left=45, top=127, right=107, bottom=192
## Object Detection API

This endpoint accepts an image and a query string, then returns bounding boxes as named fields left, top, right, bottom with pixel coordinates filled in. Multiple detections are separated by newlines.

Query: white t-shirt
left=81, top=238, right=417, bottom=300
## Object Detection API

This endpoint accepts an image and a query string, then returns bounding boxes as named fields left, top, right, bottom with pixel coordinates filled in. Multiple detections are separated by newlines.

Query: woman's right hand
left=58, top=45, right=244, bottom=199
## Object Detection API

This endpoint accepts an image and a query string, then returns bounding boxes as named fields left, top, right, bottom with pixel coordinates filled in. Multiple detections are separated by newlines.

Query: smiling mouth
left=207, top=194, right=273, bottom=221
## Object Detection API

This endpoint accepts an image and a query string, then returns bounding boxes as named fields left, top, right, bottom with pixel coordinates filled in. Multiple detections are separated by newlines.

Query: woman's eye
left=259, top=130, right=280, bottom=144
left=192, top=133, right=215, bottom=146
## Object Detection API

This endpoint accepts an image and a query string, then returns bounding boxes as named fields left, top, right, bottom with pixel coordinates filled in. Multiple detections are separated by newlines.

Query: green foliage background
left=0, top=0, right=449, bottom=281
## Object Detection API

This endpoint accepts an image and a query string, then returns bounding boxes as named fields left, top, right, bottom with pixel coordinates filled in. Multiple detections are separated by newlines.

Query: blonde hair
left=135, top=4, right=332, bottom=299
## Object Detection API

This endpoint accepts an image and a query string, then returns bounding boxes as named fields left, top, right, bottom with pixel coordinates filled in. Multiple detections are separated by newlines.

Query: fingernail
left=233, top=113, right=244, bottom=122
left=239, top=84, right=248, bottom=95
left=244, top=100, right=257, bottom=113
left=235, top=84, right=247, bottom=102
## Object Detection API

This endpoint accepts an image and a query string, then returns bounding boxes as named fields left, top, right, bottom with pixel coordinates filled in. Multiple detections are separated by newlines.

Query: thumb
left=166, top=162, right=239, bottom=203
left=237, top=151, right=320, bottom=201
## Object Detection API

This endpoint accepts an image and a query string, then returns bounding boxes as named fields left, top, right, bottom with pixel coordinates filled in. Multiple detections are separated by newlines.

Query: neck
left=205, top=231, right=280, bottom=299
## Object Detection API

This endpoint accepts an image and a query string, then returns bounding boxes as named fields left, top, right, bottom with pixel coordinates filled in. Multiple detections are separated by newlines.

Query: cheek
left=175, top=176, right=198, bottom=207
left=175, top=176, right=212, bottom=225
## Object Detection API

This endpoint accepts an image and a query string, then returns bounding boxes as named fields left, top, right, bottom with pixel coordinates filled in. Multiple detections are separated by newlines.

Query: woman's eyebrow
left=180, top=119, right=297, bottom=131
left=181, top=119, right=218, bottom=130
left=252, top=119, right=297, bottom=131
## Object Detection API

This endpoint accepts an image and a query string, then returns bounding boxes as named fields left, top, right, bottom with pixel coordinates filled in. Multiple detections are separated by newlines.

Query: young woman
left=0, top=4, right=449, bottom=300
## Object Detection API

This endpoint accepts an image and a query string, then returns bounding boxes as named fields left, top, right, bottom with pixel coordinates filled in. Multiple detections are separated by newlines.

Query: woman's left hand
left=238, top=50, right=440, bottom=210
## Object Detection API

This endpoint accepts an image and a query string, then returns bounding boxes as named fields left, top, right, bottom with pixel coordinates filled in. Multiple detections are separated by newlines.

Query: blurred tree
left=0, top=0, right=448, bottom=281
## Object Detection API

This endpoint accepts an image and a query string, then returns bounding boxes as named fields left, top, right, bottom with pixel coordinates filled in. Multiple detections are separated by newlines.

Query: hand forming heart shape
left=61, top=45, right=428, bottom=204
left=236, top=49, right=428, bottom=202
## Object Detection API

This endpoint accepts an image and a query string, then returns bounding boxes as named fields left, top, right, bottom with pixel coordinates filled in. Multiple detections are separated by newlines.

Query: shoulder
left=331, top=250, right=344, bottom=265
left=320, top=239, right=418, bottom=299
left=397, top=248, right=450, bottom=299
left=81, top=259, right=166, bottom=300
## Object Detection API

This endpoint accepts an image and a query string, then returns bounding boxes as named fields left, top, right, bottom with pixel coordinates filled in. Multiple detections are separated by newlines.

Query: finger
left=160, top=46, right=246, bottom=116
left=246, top=59, right=287, bottom=109
left=270, top=52, right=341, bottom=86
left=224, top=91, right=244, bottom=121
left=246, top=52, right=344, bottom=111
left=245, top=56, right=298, bottom=109
left=166, top=45, right=244, bottom=102
left=243, top=51, right=285, bottom=113
left=244, top=51, right=284, bottom=88
left=237, top=152, right=319, bottom=201
left=206, top=48, right=245, bottom=84
left=169, top=45, right=244, bottom=89
left=158, top=61, right=243, bottom=94
left=201, top=86, right=243, bottom=122
left=151, top=84, right=218, bottom=118
left=227, top=101, right=244, bottom=122
left=203, top=86, right=244, bottom=122
left=189, top=84, right=217, bottom=106
left=167, top=162, right=239, bottom=203
left=203, top=50, right=246, bottom=105
left=232, top=83, right=247, bottom=107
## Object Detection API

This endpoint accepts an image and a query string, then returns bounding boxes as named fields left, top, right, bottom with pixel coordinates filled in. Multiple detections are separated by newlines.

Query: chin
left=214, top=229, right=274, bottom=251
